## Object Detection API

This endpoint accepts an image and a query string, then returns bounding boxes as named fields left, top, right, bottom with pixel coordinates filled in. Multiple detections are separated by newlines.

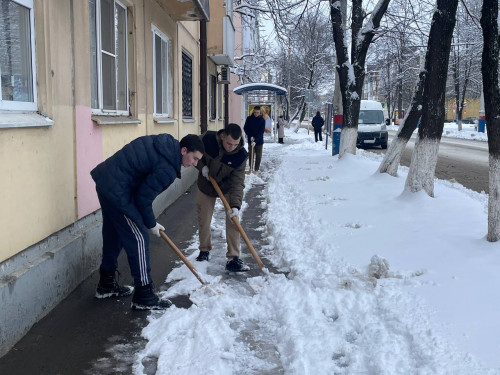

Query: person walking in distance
left=91, top=134, right=204, bottom=309
left=243, top=106, right=266, bottom=171
left=195, top=123, right=250, bottom=272
left=277, top=115, right=286, bottom=144
left=312, top=111, right=325, bottom=142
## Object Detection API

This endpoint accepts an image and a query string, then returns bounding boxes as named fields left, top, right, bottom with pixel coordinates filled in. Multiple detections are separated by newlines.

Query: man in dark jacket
left=91, top=134, right=204, bottom=309
left=195, top=123, right=250, bottom=272
left=312, top=111, right=325, bottom=142
left=243, top=106, right=266, bottom=171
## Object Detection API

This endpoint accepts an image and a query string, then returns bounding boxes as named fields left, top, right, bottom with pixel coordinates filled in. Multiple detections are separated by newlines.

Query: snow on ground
left=388, top=122, right=488, bottom=142
left=133, top=126, right=499, bottom=375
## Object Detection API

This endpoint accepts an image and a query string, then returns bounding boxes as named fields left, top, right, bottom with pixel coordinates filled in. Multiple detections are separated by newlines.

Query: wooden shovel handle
left=209, top=176, right=265, bottom=271
left=160, top=231, right=206, bottom=285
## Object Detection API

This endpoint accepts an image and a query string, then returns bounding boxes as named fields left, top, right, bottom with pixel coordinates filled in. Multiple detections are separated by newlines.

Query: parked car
left=357, top=100, right=388, bottom=149
left=461, top=117, right=478, bottom=124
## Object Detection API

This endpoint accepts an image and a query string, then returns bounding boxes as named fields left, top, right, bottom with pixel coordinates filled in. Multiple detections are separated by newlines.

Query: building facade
left=0, top=0, right=242, bottom=357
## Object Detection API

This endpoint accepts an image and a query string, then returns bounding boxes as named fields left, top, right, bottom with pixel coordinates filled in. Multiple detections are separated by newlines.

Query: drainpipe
left=224, top=83, right=229, bottom=126
left=200, top=20, right=208, bottom=134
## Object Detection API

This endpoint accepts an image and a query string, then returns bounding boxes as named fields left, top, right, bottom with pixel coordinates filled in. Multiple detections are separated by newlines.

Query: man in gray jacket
left=195, top=123, right=249, bottom=272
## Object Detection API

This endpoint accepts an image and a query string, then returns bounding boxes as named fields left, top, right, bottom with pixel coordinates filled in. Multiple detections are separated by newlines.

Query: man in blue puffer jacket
left=91, top=134, right=204, bottom=310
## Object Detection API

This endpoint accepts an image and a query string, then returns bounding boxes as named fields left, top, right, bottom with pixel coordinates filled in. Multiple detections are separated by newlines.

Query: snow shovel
left=159, top=230, right=207, bottom=285
left=208, top=176, right=265, bottom=271
left=246, top=137, right=255, bottom=175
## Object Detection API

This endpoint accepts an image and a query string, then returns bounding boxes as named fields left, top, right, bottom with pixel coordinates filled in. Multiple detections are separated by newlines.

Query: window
left=0, top=0, right=37, bottom=111
left=181, top=51, right=193, bottom=118
left=209, top=74, right=216, bottom=120
left=152, top=27, right=173, bottom=117
left=90, top=0, right=128, bottom=114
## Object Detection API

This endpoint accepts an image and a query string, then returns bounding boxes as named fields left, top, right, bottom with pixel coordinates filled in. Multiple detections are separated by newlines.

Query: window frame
left=90, top=0, right=129, bottom=116
left=0, top=0, right=38, bottom=111
left=152, top=25, right=173, bottom=118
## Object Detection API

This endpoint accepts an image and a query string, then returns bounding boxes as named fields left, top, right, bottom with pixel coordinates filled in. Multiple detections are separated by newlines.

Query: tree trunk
left=292, top=96, right=306, bottom=133
left=404, top=0, right=458, bottom=197
left=330, top=0, right=390, bottom=158
left=378, top=71, right=426, bottom=175
left=480, top=0, right=500, bottom=242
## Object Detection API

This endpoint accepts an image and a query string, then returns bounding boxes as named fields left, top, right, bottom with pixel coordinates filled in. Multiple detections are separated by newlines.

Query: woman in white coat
left=277, top=115, right=286, bottom=143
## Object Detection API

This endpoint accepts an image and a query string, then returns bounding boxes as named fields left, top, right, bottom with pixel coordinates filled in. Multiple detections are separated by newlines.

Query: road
left=367, top=131, right=489, bottom=193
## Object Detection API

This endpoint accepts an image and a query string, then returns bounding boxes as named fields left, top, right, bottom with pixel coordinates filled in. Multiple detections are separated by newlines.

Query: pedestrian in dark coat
left=91, top=134, right=204, bottom=310
left=277, top=115, right=286, bottom=143
left=312, top=111, right=325, bottom=142
left=243, top=106, right=266, bottom=171
left=195, top=123, right=250, bottom=272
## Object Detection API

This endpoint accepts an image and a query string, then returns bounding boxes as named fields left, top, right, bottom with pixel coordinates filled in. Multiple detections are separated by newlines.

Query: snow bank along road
left=368, top=131, right=489, bottom=193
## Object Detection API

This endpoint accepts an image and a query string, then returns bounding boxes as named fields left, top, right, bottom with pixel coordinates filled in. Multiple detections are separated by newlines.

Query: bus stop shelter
left=233, top=83, right=287, bottom=142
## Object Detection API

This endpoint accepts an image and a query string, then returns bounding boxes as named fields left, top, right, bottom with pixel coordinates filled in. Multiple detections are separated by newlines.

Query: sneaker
left=225, top=257, right=250, bottom=272
left=131, top=284, right=172, bottom=310
left=95, top=269, right=134, bottom=299
left=196, top=251, right=210, bottom=261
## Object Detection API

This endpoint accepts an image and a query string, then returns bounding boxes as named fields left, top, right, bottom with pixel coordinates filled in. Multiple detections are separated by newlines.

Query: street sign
left=305, top=89, right=314, bottom=103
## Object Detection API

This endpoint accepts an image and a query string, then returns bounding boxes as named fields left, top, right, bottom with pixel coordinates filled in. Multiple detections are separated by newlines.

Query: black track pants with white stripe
left=97, top=192, right=152, bottom=286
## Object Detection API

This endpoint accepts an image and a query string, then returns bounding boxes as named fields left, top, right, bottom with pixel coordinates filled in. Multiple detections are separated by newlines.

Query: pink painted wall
left=75, top=105, right=102, bottom=218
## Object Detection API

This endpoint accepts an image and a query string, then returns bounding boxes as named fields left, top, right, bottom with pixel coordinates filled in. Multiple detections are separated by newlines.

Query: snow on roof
left=233, top=83, right=287, bottom=95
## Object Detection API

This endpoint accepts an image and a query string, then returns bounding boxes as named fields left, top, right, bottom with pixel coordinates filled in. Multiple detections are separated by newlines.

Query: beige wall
left=229, top=12, right=243, bottom=126
left=0, top=0, right=76, bottom=262
left=207, top=0, right=224, bottom=56
left=445, top=98, right=480, bottom=122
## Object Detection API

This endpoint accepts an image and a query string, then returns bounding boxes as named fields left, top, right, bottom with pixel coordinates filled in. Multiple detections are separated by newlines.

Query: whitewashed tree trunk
left=488, top=156, right=500, bottom=241
left=377, top=135, right=407, bottom=176
left=330, top=0, right=391, bottom=158
left=403, top=0, right=458, bottom=197
left=339, top=127, right=358, bottom=157
left=481, top=0, right=500, bottom=241
left=404, top=138, right=440, bottom=197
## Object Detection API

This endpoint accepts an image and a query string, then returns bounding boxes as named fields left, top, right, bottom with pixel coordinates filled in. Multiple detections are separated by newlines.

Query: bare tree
left=449, top=0, right=482, bottom=130
left=330, top=0, right=391, bottom=157
left=404, top=0, right=458, bottom=196
left=480, top=0, right=500, bottom=242
left=378, top=70, right=424, bottom=175
left=265, top=6, right=334, bottom=129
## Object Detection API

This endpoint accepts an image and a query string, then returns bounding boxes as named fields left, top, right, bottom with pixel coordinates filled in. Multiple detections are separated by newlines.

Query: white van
left=357, top=100, right=388, bottom=149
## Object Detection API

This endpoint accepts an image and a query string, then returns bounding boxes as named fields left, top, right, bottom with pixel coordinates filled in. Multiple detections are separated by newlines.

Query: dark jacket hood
left=154, top=133, right=182, bottom=178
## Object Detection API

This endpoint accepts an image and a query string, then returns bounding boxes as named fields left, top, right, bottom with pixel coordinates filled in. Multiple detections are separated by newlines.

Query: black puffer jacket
left=312, top=114, right=324, bottom=130
left=196, top=130, right=248, bottom=209
left=243, top=115, right=266, bottom=146
left=91, top=134, right=181, bottom=229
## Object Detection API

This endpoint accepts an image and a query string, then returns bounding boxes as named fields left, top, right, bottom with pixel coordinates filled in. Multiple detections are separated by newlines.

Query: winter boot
left=196, top=251, right=210, bottom=261
left=131, top=284, right=172, bottom=310
left=95, top=269, right=134, bottom=299
left=225, top=257, right=250, bottom=272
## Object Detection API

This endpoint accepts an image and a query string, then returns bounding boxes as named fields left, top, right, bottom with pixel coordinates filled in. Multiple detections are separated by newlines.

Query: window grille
left=182, top=51, right=193, bottom=118
left=209, top=74, right=216, bottom=120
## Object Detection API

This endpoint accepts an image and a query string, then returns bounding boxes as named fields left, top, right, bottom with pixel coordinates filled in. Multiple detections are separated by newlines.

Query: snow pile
left=133, top=128, right=499, bottom=375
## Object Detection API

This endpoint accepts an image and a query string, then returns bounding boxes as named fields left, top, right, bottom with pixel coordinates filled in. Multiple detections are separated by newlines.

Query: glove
left=227, top=207, right=239, bottom=221
left=149, top=222, right=165, bottom=237
left=202, top=165, right=210, bottom=180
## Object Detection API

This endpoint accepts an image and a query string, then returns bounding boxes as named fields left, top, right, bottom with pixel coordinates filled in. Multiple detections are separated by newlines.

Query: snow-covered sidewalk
left=134, top=128, right=499, bottom=375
